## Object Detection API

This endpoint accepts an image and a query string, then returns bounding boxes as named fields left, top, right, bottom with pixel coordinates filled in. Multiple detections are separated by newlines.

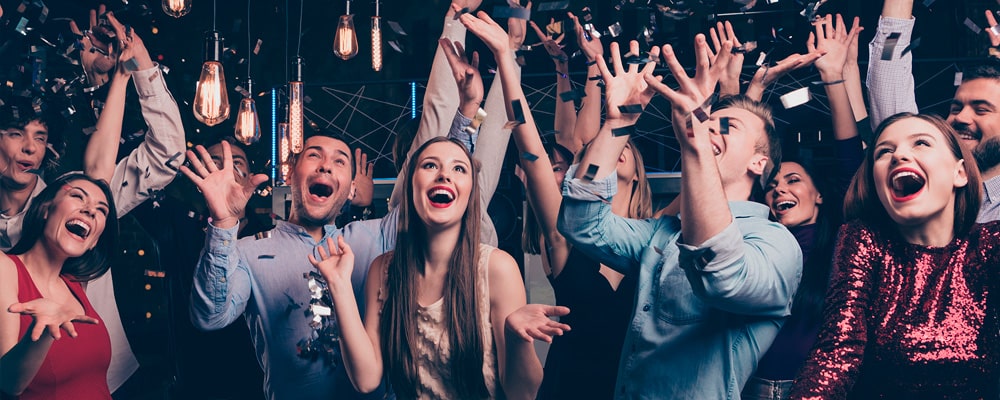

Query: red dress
left=9, top=254, right=112, bottom=400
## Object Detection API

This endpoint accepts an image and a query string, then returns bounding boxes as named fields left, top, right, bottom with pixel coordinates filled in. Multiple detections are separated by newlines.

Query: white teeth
left=892, top=171, right=918, bottom=182
left=776, top=200, right=796, bottom=211
left=66, top=219, right=91, bottom=239
left=429, top=189, right=454, bottom=201
left=713, top=145, right=721, bottom=156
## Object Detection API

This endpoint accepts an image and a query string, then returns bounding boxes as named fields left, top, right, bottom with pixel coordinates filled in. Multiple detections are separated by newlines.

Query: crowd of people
left=2, top=0, right=1000, bottom=399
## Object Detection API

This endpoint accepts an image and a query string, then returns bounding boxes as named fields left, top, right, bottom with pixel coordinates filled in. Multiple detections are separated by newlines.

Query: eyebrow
left=782, top=172, right=802, bottom=179
left=875, top=132, right=938, bottom=148
left=304, top=145, right=351, bottom=160
left=69, top=185, right=110, bottom=209
left=951, top=99, right=997, bottom=108
left=420, top=155, right=470, bottom=167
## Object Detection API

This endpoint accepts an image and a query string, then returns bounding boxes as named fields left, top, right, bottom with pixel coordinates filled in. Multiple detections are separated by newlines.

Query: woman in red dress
left=0, top=172, right=119, bottom=399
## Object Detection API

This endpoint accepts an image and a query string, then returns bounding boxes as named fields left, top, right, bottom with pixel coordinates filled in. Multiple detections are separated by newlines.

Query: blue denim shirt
left=191, top=214, right=397, bottom=400
left=557, top=164, right=802, bottom=400
left=190, top=111, right=478, bottom=399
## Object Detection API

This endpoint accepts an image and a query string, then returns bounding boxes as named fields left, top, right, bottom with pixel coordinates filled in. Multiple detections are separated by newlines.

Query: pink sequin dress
left=790, top=221, right=1000, bottom=399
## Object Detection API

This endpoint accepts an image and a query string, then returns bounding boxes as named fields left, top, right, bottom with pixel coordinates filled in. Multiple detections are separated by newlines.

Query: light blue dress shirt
left=557, top=164, right=802, bottom=399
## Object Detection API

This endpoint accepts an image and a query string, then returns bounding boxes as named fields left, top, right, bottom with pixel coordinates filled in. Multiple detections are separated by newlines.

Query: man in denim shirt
left=557, top=38, right=802, bottom=399
left=181, top=3, right=524, bottom=398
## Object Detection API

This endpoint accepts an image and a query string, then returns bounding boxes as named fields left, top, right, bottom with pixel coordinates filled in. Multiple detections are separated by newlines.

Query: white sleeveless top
left=382, top=244, right=498, bottom=399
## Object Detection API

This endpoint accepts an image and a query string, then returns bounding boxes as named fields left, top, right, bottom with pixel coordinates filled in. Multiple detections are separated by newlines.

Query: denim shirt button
left=642, top=304, right=651, bottom=312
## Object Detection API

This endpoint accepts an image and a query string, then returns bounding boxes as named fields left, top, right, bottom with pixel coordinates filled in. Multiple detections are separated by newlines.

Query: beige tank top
left=401, top=244, right=498, bottom=399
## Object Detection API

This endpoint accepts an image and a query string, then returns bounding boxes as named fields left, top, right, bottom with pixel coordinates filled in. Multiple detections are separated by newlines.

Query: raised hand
left=845, top=16, right=863, bottom=70
left=810, top=14, right=853, bottom=78
left=8, top=298, right=98, bottom=341
left=179, top=141, right=269, bottom=229
left=529, top=18, right=569, bottom=69
left=708, top=21, right=745, bottom=95
left=745, top=51, right=822, bottom=102
left=439, top=38, right=484, bottom=118
left=987, top=10, right=1000, bottom=47
left=105, top=11, right=155, bottom=76
left=69, top=5, right=115, bottom=87
left=597, top=40, right=660, bottom=124
left=645, top=34, right=731, bottom=114
left=308, top=236, right=355, bottom=294
left=504, top=304, right=570, bottom=343
left=459, top=9, right=512, bottom=56
left=568, top=11, right=603, bottom=63
left=351, top=148, right=374, bottom=208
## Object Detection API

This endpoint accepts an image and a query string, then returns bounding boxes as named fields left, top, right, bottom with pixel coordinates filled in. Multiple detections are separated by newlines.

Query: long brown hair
left=844, top=113, right=981, bottom=237
left=625, top=137, right=654, bottom=220
left=380, top=136, right=489, bottom=399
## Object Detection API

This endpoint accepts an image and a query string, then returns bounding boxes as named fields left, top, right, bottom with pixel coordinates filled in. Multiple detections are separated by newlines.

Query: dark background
left=2, top=0, right=999, bottom=398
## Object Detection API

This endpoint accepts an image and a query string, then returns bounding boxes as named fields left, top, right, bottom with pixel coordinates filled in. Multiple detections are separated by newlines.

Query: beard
left=974, top=136, right=1000, bottom=172
left=289, top=185, right=345, bottom=227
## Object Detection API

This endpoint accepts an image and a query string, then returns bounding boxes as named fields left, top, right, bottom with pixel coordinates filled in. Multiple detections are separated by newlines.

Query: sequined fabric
left=790, top=221, right=1000, bottom=399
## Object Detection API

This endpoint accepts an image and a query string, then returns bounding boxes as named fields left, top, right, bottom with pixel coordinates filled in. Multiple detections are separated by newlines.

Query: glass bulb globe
left=234, top=97, right=261, bottom=145
left=193, top=61, right=230, bottom=126
left=333, top=14, right=359, bottom=61
left=162, top=0, right=192, bottom=18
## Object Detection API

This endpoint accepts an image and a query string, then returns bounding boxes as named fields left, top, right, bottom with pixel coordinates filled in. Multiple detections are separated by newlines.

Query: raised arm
left=530, top=18, right=576, bottom=143
left=843, top=16, right=868, bottom=123
left=645, top=34, right=734, bottom=244
left=103, top=15, right=187, bottom=216
left=465, top=6, right=570, bottom=275
left=390, top=1, right=481, bottom=208
left=553, top=40, right=661, bottom=274
left=567, top=11, right=604, bottom=152
left=83, top=12, right=144, bottom=184
left=810, top=14, right=859, bottom=142
left=180, top=142, right=268, bottom=329
left=310, top=237, right=384, bottom=393
left=867, top=0, right=917, bottom=128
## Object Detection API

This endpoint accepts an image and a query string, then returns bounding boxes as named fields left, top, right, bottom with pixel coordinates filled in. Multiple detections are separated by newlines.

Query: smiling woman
left=0, top=172, right=119, bottom=400
left=790, top=113, right=1000, bottom=398
left=310, top=136, right=569, bottom=399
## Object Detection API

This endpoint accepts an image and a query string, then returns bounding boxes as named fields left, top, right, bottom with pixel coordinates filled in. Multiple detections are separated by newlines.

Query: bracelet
left=820, top=79, right=845, bottom=86
left=463, top=107, right=487, bottom=135
left=585, top=59, right=597, bottom=66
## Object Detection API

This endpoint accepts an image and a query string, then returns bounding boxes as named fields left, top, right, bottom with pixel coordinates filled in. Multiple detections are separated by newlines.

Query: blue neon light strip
left=271, top=88, right=277, bottom=181
left=410, top=81, right=417, bottom=119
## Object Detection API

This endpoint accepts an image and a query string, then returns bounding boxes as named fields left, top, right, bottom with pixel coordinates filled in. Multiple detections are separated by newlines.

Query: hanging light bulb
left=288, top=57, right=305, bottom=154
left=333, top=1, right=358, bottom=60
left=234, top=80, right=261, bottom=145
left=162, top=0, right=192, bottom=18
left=235, top=0, right=259, bottom=146
left=193, top=31, right=230, bottom=126
left=371, top=1, right=382, bottom=71
left=278, top=122, right=291, bottom=185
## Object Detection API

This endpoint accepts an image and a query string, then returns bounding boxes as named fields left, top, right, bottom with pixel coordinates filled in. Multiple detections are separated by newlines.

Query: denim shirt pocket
left=655, top=265, right=707, bottom=325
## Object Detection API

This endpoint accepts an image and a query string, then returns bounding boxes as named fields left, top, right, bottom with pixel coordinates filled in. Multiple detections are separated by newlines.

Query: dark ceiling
left=2, top=0, right=998, bottom=179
